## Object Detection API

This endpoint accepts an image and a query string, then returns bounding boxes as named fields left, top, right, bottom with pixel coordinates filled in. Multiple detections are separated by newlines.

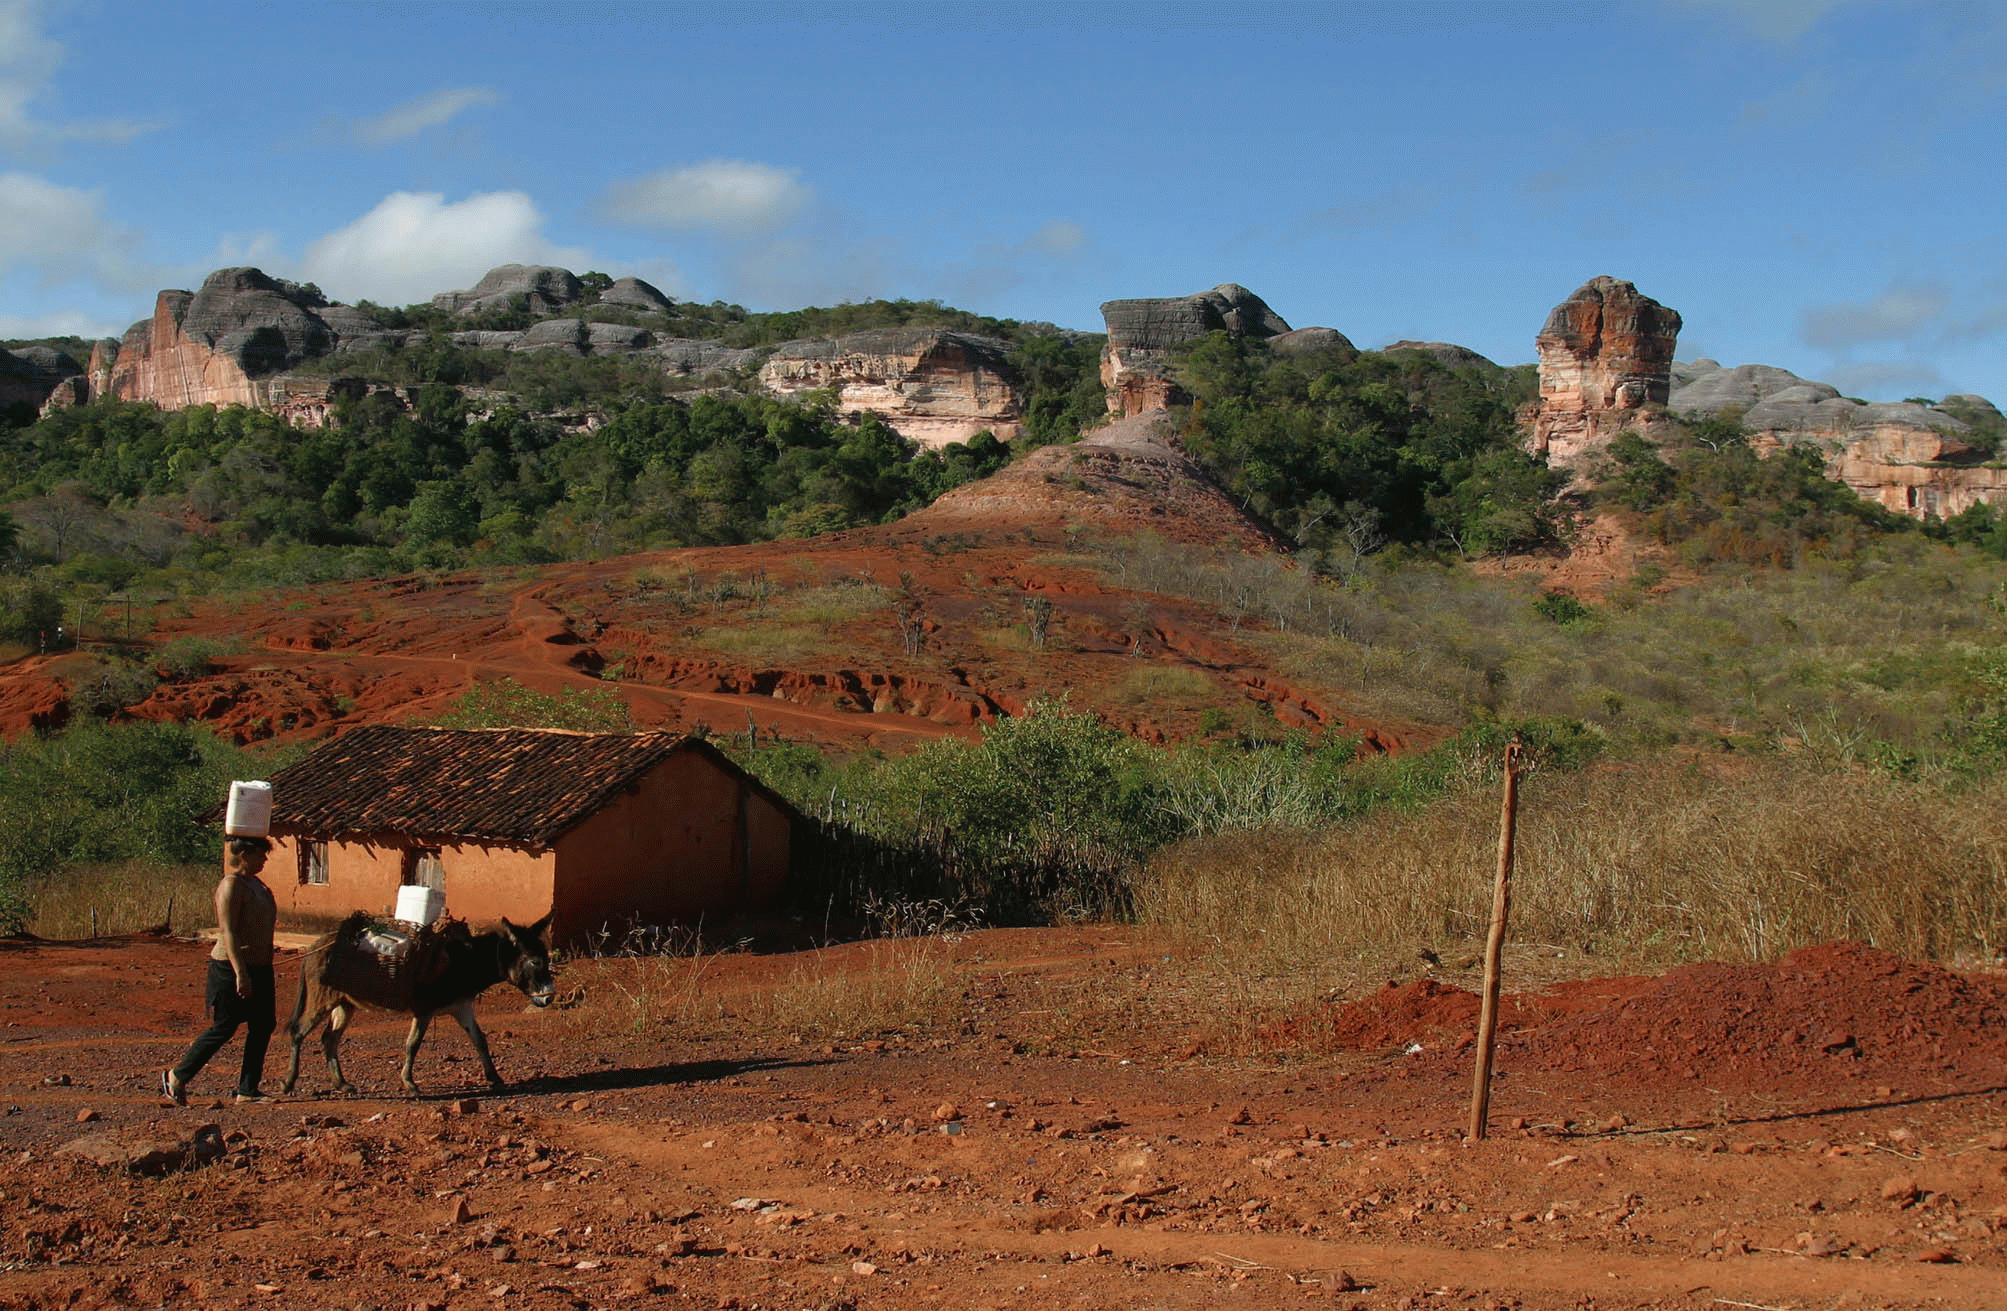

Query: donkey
left=283, top=912, right=557, bottom=1097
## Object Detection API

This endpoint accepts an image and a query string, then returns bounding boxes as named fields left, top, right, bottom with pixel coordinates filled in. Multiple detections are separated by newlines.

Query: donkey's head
left=499, top=913, right=557, bottom=1008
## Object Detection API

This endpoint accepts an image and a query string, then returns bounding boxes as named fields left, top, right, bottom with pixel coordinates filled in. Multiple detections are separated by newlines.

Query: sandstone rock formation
left=1383, top=340, right=1498, bottom=370
left=430, top=265, right=584, bottom=317
left=1671, top=360, right=2004, bottom=518
left=758, top=327, right=1023, bottom=448
left=597, top=276, right=674, bottom=313
left=0, top=344, right=83, bottom=414
left=1268, top=326, right=1358, bottom=358
left=1526, top=277, right=1683, bottom=471
left=1098, top=284, right=1292, bottom=416
left=654, top=339, right=760, bottom=376
left=99, top=268, right=360, bottom=411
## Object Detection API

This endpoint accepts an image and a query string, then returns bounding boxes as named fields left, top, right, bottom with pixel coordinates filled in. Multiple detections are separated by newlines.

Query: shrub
left=433, top=677, right=633, bottom=733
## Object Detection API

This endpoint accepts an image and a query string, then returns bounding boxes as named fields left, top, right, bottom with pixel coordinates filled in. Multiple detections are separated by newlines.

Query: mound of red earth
left=904, top=412, right=1281, bottom=550
left=1292, top=943, right=2007, bottom=1098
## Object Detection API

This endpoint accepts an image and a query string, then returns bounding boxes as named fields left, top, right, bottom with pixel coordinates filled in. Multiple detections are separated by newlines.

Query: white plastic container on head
left=224, top=781, right=273, bottom=837
left=394, top=884, right=444, bottom=928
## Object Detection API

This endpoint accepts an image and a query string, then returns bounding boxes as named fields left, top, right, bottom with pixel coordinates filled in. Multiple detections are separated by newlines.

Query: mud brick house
left=244, top=725, right=797, bottom=943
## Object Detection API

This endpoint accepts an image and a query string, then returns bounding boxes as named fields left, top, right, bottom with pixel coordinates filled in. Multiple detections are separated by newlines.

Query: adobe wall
left=552, top=751, right=793, bottom=941
left=258, top=829, right=555, bottom=932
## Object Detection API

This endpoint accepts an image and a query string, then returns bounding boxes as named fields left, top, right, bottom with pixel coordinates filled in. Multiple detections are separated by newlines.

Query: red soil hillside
left=0, top=417, right=1436, bottom=754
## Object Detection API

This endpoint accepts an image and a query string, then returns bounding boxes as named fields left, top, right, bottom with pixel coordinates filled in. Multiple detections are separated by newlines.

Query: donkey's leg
left=447, top=1000, right=505, bottom=1091
left=284, top=1003, right=331, bottom=1094
left=282, top=971, right=315, bottom=1094
left=324, top=1002, right=357, bottom=1095
left=400, top=1012, right=433, bottom=1096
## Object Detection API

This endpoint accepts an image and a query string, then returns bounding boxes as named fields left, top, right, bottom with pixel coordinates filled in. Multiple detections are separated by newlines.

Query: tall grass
left=23, top=861, right=214, bottom=939
left=1137, top=761, right=2007, bottom=992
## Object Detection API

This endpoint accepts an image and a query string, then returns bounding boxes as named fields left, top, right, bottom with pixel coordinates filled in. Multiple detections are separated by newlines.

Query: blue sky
left=2, top=0, right=2003, bottom=401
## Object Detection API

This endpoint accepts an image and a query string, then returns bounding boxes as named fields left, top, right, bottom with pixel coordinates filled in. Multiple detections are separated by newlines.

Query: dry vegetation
left=23, top=860, right=213, bottom=938
left=1136, top=759, right=2007, bottom=1034
left=1094, top=533, right=2007, bottom=755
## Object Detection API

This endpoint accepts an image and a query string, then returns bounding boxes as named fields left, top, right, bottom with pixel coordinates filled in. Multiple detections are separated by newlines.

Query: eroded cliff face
left=102, top=268, right=353, bottom=411
left=1097, top=284, right=1294, bottom=416
left=758, top=327, right=1024, bottom=448
left=1, top=345, right=83, bottom=415
left=1526, top=276, right=1683, bottom=471
left=1671, top=361, right=2005, bottom=518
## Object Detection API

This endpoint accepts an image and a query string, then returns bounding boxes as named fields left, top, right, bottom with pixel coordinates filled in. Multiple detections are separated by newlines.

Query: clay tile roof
left=259, top=725, right=709, bottom=846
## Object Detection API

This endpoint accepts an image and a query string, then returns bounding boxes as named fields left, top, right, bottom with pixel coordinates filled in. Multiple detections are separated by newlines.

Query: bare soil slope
left=0, top=417, right=1431, bottom=753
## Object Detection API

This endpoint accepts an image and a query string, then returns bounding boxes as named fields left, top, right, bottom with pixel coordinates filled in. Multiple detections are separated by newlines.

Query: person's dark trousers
left=171, top=960, right=277, bottom=1096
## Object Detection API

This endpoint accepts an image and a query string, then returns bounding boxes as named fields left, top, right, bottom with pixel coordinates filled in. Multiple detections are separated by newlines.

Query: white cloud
left=352, top=87, right=500, bottom=146
left=1023, top=220, right=1086, bottom=256
left=1673, top=0, right=1856, bottom=43
left=1800, top=282, right=1950, bottom=351
left=0, top=170, right=152, bottom=290
left=0, top=308, right=122, bottom=340
left=0, top=0, right=158, bottom=150
left=298, top=190, right=588, bottom=305
left=602, top=160, right=810, bottom=233
left=1824, top=359, right=1948, bottom=399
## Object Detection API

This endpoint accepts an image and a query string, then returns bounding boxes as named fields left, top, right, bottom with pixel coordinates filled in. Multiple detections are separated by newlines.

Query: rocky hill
left=12, top=264, right=1065, bottom=450
left=1519, top=276, right=2003, bottom=519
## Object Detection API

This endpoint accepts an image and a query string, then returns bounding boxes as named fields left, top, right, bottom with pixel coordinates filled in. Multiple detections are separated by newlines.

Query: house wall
left=550, top=750, right=793, bottom=942
left=259, top=830, right=555, bottom=932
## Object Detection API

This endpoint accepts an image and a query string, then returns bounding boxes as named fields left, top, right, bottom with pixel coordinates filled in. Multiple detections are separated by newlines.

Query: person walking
left=162, top=835, right=279, bottom=1106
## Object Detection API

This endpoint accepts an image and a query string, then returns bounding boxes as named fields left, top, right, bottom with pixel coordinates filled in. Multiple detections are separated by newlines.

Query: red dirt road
left=2, top=930, right=2003, bottom=1310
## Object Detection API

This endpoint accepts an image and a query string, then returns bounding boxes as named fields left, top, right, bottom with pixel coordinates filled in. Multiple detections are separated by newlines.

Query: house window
left=403, top=847, right=444, bottom=892
left=299, top=839, right=330, bottom=886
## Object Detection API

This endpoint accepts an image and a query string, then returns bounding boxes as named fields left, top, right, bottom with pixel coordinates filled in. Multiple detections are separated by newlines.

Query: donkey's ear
left=500, top=916, right=519, bottom=935
left=528, top=911, right=553, bottom=941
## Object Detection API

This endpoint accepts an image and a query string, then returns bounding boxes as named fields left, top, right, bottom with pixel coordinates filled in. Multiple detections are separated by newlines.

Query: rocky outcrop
left=759, top=327, right=1023, bottom=448
left=1526, top=277, right=1683, bottom=472
left=1383, top=340, right=1498, bottom=370
left=99, top=268, right=362, bottom=411
left=1671, top=360, right=2005, bottom=518
left=1098, top=284, right=1291, bottom=415
left=1269, top=327, right=1358, bottom=358
left=1, top=344, right=83, bottom=414
left=597, top=276, right=674, bottom=313
left=430, top=265, right=583, bottom=317
left=655, top=339, right=760, bottom=377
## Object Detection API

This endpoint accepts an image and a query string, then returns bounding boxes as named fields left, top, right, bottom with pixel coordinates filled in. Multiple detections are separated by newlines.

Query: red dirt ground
left=0, top=417, right=1439, bottom=755
left=3, top=929, right=2003, bottom=1310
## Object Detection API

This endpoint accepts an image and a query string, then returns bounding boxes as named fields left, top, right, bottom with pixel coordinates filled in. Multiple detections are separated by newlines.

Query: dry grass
left=1104, top=664, right=1219, bottom=714
left=24, top=861, right=215, bottom=939
left=737, top=937, right=962, bottom=1041
left=1136, top=759, right=2007, bottom=1029
left=775, top=582, right=891, bottom=627
left=686, top=624, right=833, bottom=667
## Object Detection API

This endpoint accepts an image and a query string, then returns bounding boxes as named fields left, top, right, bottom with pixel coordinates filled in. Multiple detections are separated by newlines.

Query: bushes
left=736, top=702, right=1597, bottom=925
left=0, top=722, right=287, bottom=932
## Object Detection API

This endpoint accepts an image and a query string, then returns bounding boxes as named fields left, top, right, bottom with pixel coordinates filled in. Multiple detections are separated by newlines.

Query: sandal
left=160, top=1069, right=187, bottom=1107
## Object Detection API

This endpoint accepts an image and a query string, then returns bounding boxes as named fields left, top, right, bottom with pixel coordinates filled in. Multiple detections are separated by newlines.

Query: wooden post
left=1468, top=739, right=1523, bottom=1142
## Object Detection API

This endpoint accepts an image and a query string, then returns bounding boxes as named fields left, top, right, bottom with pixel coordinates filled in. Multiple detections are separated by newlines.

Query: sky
left=2, top=0, right=2004, bottom=401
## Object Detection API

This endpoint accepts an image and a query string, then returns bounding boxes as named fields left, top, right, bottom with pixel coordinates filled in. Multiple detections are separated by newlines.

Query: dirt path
left=2, top=932, right=2002, bottom=1309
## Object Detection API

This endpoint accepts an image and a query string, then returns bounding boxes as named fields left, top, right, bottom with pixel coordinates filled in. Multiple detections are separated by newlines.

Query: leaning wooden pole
left=1468, top=738, right=1523, bottom=1142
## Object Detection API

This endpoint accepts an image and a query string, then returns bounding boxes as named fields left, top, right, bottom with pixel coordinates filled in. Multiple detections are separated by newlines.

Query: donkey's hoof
left=333, top=1082, right=357, bottom=1096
